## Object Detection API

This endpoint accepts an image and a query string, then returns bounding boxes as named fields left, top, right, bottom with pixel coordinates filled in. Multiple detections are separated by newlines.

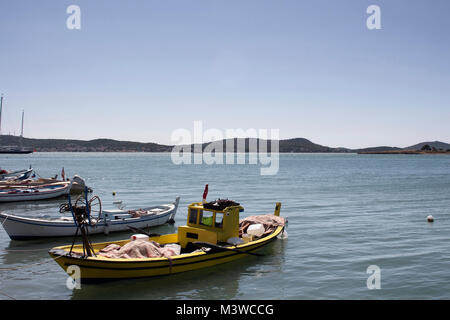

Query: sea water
left=1, top=152, right=450, bottom=300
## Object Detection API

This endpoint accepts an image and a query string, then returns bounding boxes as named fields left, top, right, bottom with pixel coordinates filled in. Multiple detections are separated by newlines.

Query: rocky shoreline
left=358, top=144, right=450, bottom=155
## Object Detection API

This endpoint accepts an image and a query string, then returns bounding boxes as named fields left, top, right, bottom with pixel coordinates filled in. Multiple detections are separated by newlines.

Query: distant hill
left=357, top=141, right=450, bottom=154
left=404, top=141, right=450, bottom=151
left=0, top=135, right=351, bottom=153
left=178, top=137, right=350, bottom=153
left=353, top=146, right=402, bottom=153
left=0, top=135, right=172, bottom=152
left=355, top=141, right=450, bottom=153
left=279, top=138, right=348, bottom=153
left=1, top=134, right=449, bottom=153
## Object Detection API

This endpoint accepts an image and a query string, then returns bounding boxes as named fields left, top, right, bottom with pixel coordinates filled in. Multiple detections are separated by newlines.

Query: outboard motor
left=71, top=175, right=93, bottom=193
left=72, top=175, right=86, bottom=188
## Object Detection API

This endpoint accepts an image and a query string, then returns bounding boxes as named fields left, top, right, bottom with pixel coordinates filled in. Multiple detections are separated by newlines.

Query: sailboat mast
left=0, top=95, right=3, bottom=135
left=21, top=110, right=24, bottom=137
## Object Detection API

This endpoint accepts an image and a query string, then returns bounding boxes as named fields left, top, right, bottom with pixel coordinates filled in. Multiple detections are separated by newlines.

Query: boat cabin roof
left=186, top=202, right=243, bottom=232
left=188, top=202, right=243, bottom=212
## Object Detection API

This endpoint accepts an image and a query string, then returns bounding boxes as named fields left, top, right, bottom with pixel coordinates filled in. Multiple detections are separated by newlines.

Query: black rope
left=69, top=226, right=79, bottom=255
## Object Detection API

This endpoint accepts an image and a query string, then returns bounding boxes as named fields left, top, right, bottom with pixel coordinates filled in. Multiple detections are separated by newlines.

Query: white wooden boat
left=0, top=146, right=34, bottom=154
left=0, top=181, right=72, bottom=202
left=0, top=175, right=92, bottom=195
left=0, top=197, right=180, bottom=240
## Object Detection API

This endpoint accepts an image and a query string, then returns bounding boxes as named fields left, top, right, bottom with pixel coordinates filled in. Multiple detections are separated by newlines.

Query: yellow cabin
left=178, top=202, right=244, bottom=248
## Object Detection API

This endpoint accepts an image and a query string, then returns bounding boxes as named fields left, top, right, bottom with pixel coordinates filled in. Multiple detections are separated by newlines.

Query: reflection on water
left=1, top=224, right=178, bottom=265
left=1, top=197, right=69, bottom=219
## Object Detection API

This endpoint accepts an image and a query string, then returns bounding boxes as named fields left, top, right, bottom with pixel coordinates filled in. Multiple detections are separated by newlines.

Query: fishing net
left=97, top=240, right=181, bottom=259
left=203, top=199, right=240, bottom=211
left=239, top=214, right=286, bottom=237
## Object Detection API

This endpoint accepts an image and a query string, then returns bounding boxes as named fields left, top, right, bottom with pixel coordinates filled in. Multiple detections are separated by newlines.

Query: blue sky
left=0, top=0, right=449, bottom=148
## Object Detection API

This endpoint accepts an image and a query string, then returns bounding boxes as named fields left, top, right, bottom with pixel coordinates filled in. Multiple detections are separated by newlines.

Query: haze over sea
left=1, top=152, right=450, bottom=300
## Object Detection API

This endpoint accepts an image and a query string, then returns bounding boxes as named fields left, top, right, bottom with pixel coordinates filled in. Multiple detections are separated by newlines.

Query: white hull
left=0, top=182, right=71, bottom=202
left=0, top=197, right=180, bottom=240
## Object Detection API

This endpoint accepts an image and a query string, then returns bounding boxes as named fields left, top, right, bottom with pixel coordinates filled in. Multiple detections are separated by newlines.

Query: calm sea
left=1, top=152, right=450, bottom=300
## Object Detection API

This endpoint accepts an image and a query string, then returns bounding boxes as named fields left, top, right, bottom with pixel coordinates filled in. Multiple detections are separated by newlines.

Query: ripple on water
left=1, top=153, right=450, bottom=299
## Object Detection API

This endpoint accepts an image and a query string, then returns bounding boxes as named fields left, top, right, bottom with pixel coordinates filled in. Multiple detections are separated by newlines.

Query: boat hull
left=48, top=226, right=284, bottom=282
left=0, top=183, right=70, bottom=202
left=0, top=180, right=90, bottom=195
left=0, top=201, right=178, bottom=240
left=0, top=150, right=33, bottom=154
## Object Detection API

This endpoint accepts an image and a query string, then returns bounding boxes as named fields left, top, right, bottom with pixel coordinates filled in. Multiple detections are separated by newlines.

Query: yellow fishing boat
left=49, top=194, right=286, bottom=283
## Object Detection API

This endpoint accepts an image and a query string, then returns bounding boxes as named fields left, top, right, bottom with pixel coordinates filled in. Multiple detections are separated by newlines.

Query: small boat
left=0, top=146, right=34, bottom=154
left=0, top=181, right=72, bottom=203
left=0, top=174, right=92, bottom=195
left=0, top=97, right=34, bottom=154
left=48, top=188, right=286, bottom=283
left=0, top=168, right=33, bottom=181
left=0, top=195, right=180, bottom=240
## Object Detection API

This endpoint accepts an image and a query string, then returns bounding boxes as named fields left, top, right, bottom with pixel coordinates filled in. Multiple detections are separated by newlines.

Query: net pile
left=239, top=214, right=286, bottom=237
left=203, top=199, right=240, bottom=211
left=97, top=240, right=181, bottom=259
left=128, top=210, right=148, bottom=218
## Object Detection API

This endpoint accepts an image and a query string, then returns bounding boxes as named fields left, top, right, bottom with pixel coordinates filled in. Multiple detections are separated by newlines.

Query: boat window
left=215, top=213, right=223, bottom=228
left=199, top=211, right=213, bottom=227
left=189, top=209, right=199, bottom=224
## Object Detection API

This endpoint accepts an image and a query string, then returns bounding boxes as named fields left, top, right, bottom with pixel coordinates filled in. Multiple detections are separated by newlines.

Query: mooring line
left=0, top=214, right=8, bottom=227
left=0, top=289, right=16, bottom=300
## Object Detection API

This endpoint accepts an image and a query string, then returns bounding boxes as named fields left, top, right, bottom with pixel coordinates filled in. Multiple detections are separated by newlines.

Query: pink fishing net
left=128, top=210, right=148, bottom=218
left=239, top=214, right=286, bottom=237
left=97, top=240, right=180, bottom=259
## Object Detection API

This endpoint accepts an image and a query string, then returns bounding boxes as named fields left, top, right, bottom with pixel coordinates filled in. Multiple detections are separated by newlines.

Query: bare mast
left=21, top=110, right=24, bottom=137
left=20, top=109, right=24, bottom=147
left=0, top=94, right=3, bottom=135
